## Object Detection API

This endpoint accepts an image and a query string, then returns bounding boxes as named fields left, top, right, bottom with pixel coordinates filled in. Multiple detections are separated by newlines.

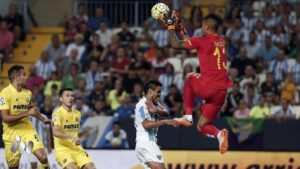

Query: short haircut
left=59, top=88, right=73, bottom=97
left=8, top=65, right=24, bottom=81
left=143, top=80, right=162, bottom=95
left=203, top=14, right=222, bottom=32
left=113, top=121, right=121, bottom=126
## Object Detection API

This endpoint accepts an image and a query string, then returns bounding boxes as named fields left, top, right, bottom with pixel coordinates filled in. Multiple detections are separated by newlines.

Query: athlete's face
left=151, top=86, right=162, bottom=102
left=15, top=69, right=28, bottom=86
left=60, top=91, right=74, bottom=107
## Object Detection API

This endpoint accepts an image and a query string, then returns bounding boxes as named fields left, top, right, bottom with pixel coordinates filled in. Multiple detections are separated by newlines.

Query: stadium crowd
left=1, top=0, right=300, bottom=148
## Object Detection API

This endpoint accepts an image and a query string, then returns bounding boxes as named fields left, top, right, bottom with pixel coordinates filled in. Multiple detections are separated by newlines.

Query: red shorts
left=187, top=74, right=227, bottom=122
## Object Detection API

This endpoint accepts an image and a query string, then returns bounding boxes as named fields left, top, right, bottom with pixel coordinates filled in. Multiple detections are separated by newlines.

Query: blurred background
left=0, top=0, right=300, bottom=168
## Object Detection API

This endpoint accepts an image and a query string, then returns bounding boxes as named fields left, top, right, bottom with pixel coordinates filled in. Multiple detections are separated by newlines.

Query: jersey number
left=213, top=47, right=226, bottom=70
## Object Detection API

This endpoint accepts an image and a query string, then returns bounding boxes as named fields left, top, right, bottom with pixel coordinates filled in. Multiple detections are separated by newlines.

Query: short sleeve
left=138, top=106, right=151, bottom=121
left=0, top=92, right=10, bottom=110
left=52, top=110, right=62, bottom=126
left=184, top=37, right=203, bottom=50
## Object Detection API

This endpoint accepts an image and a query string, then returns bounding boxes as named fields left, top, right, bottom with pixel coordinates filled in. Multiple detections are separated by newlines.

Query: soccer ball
left=151, top=3, right=170, bottom=21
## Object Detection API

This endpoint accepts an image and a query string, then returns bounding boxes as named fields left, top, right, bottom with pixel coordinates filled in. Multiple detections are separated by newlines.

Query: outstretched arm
left=168, top=29, right=190, bottom=49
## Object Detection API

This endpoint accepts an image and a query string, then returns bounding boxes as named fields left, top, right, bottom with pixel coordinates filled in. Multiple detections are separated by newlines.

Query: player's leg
left=74, top=149, right=94, bottom=169
left=197, top=90, right=228, bottom=154
left=33, top=148, right=50, bottom=169
left=66, top=163, right=78, bottom=169
left=82, top=162, right=96, bottom=169
left=4, top=139, right=21, bottom=169
left=174, top=72, right=199, bottom=126
left=146, top=161, right=166, bottom=169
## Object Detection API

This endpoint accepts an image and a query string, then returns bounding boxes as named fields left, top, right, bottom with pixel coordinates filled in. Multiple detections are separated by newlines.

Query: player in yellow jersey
left=0, top=65, right=51, bottom=169
left=52, top=88, right=96, bottom=169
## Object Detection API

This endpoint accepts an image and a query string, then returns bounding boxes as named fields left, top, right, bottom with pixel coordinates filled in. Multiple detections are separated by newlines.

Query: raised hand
left=146, top=101, right=158, bottom=114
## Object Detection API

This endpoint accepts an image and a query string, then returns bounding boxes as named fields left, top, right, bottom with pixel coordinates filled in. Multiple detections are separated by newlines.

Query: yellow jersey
left=0, top=84, right=35, bottom=140
left=52, top=106, right=82, bottom=152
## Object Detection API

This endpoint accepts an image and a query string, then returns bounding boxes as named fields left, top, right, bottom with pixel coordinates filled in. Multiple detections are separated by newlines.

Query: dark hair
left=8, top=65, right=24, bottom=81
left=51, top=84, right=58, bottom=90
left=143, top=80, right=162, bottom=94
left=203, top=14, right=222, bottom=32
left=113, top=121, right=121, bottom=126
left=59, top=88, right=73, bottom=97
left=51, top=34, right=59, bottom=41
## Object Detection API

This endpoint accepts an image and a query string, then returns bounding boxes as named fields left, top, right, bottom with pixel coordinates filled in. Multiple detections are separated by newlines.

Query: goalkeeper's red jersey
left=184, top=34, right=233, bottom=89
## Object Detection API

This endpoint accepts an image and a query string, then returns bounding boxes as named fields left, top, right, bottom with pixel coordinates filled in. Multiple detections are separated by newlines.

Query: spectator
left=26, top=65, right=45, bottom=92
left=226, top=5, right=241, bottom=23
left=104, top=121, right=129, bottom=149
left=272, top=99, right=296, bottom=119
left=74, top=79, right=90, bottom=101
left=65, top=33, right=86, bottom=61
left=78, top=22, right=91, bottom=43
left=249, top=96, right=270, bottom=118
left=85, top=59, right=102, bottom=92
left=145, top=40, right=158, bottom=62
left=244, top=31, right=260, bottom=60
left=280, top=73, right=297, bottom=102
left=268, top=49, right=289, bottom=84
left=5, top=4, right=24, bottom=42
left=233, top=100, right=250, bottom=119
left=45, top=34, right=66, bottom=65
left=130, top=51, right=152, bottom=76
left=72, top=97, right=93, bottom=123
left=130, top=83, right=143, bottom=104
left=94, top=22, right=112, bottom=48
left=0, top=20, right=13, bottom=59
left=225, top=37, right=238, bottom=61
left=123, top=68, right=142, bottom=94
left=240, top=65, right=259, bottom=94
left=110, top=47, right=131, bottom=78
left=114, top=95, right=135, bottom=118
left=230, top=47, right=256, bottom=77
left=151, top=48, right=168, bottom=76
left=136, top=21, right=154, bottom=49
left=83, top=33, right=104, bottom=67
left=272, top=24, right=289, bottom=48
left=117, top=21, right=135, bottom=47
left=39, top=96, right=53, bottom=119
left=241, top=6, right=258, bottom=31
left=190, top=6, right=203, bottom=32
left=164, top=84, right=183, bottom=117
left=60, top=48, right=82, bottom=76
left=226, top=18, right=246, bottom=47
left=262, top=5, right=277, bottom=29
left=61, top=63, right=82, bottom=90
left=153, top=22, right=169, bottom=48
left=102, top=34, right=119, bottom=64
left=244, top=85, right=259, bottom=108
left=261, top=73, right=280, bottom=104
left=49, top=84, right=59, bottom=107
left=64, top=19, right=78, bottom=44
left=34, top=51, right=56, bottom=80
left=73, top=3, right=88, bottom=27
left=88, top=80, right=106, bottom=106
left=44, top=71, right=62, bottom=96
left=290, top=53, right=300, bottom=85
left=88, top=7, right=111, bottom=32
left=158, top=63, right=183, bottom=99
left=228, top=68, right=240, bottom=82
left=107, top=79, right=127, bottom=111
left=258, top=36, right=279, bottom=64
left=32, top=85, right=44, bottom=106
left=254, top=20, right=271, bottom=45
left=92, top=99, right=110, bottom=116
left=223, top=81, right=244, bottom=117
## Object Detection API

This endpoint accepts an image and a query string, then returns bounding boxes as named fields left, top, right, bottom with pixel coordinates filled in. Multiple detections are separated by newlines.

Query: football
left=151, top=3, right=170, bottom=21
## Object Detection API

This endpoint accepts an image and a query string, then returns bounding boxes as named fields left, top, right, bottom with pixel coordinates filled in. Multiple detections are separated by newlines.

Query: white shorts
left=135, top=140, right=164, bottom=169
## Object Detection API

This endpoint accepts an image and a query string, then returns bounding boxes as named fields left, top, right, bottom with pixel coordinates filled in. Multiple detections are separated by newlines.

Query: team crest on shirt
left=75, top=117, right=79, bottom=122
left=0, top=97, right=5, bottom=106
left=63, top=159, right=67, bottom=163
left=157, top=155, right=162, bottom=160
left=52, top=115, right=58, bottom=122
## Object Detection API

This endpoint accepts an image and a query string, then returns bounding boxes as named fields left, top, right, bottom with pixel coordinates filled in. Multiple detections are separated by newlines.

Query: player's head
left=202, top=14, right=222, bottom=35
left=143, top=80, right=162, bottom=102
left=59, top=88, right=74, bottom=107
left=8, top=64, right=27, bottom=85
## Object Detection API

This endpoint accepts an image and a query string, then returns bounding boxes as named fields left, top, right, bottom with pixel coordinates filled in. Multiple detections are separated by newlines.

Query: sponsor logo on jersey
left=13, top=104, right=29, bottom=109
left=64, top=124, right=79, bottom=129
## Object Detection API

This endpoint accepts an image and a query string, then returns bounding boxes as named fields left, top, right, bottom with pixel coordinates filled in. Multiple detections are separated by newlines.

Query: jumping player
left=165, top=12, right=233, bottom=154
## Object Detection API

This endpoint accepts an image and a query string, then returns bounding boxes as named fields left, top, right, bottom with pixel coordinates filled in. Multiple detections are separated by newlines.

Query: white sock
left=184, top=115, right=193, bottom=122
left=217, top=131, right=222, bottom=143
